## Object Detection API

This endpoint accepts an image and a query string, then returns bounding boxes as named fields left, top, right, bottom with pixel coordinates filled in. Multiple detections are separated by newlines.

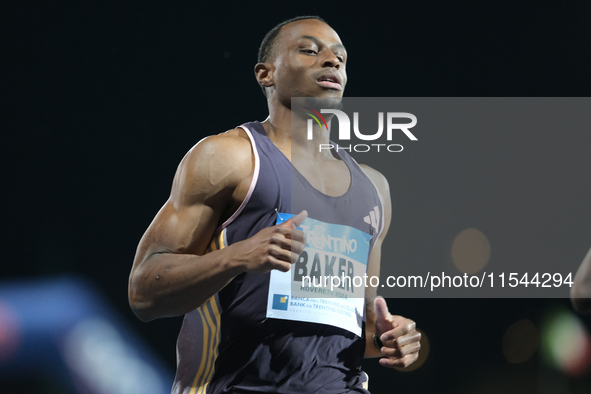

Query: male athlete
left=129, top=16, right=421, bottom=393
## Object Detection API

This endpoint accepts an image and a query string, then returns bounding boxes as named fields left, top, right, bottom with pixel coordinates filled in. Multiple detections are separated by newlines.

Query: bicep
left=136, top=197, right=221, bottom=263
left=132, top=134, right=252, bottom=270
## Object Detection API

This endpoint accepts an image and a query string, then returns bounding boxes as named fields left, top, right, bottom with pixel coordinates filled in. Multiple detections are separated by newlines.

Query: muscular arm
left=571, top=246, right=591, bottom=314
left=361, top=166, right=420, bottom=369
left=128, top=131, right=306, bottom=322
left=360, top=165, right=392, bottom=358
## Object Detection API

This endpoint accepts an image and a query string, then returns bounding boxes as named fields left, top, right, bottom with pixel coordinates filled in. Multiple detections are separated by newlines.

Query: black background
left=3, top=1, right=591, bottom=393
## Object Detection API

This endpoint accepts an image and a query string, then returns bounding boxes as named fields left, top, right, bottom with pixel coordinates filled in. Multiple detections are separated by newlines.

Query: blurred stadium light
left=0, top=276, right=173, bottom=394
left=541, top=305, right=591, bottom=377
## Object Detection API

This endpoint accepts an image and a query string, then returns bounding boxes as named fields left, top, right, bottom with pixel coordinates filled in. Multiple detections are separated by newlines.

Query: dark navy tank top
left=172, top=121, right=384, bottom=394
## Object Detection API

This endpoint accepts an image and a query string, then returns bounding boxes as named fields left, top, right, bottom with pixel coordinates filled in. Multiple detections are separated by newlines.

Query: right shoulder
left=183, top=127, right=252, bottom=167
left=172, top=128, right=254, bottom=203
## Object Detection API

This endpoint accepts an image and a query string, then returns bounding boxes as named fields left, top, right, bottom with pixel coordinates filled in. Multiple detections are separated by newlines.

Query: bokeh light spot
left=541, top=306, right=591, bottom=377
left=502, top=318, right=539, bottom=363
left=451, top=228, right=491, bottom=274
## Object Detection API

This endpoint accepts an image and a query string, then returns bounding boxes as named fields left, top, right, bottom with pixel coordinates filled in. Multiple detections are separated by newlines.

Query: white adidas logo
left=363, top=206, right=380, bottom=234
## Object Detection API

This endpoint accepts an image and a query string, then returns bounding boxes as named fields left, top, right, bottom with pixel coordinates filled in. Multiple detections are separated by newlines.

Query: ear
left=254, top=62, right=274, bottom=92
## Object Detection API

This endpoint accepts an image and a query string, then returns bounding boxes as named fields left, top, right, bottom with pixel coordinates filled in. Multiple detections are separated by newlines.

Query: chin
left=300, top=95, right=344, bottom=111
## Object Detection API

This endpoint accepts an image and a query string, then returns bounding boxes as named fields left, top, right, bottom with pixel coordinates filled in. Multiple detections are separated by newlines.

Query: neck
left=261, top=97, right=334, bottom=161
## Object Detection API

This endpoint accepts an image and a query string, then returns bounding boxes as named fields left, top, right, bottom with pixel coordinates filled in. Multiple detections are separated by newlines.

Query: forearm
left=128, top=245, right=244, bottom=321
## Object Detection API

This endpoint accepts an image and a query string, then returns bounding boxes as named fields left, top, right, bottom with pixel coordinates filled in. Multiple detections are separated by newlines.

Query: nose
left=320, top=48, right=340, bottom=69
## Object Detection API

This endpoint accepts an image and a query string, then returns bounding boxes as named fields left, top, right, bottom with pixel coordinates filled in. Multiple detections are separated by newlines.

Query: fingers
left=289, top=227, right=306, bottom=246
left=273, top=211, right=307, bottom=261
left=279, top=210, right=308, bottom=229
left=270, top=258, right=294, bottom=273
left=269, top=232, right=305, bottom=260
left=378, top=332, right=421, bottom=358
left=379, top=352, right=419, bottom=369
left=376, top=315, right=421, bottom=369
left=378, top=332, right=421, bottom=370
left=257, top=210, right=308, bottom=273
left=394, top=329, right=421, bottom=348
left=374, top=296, right=390, bottom=322
left=267, top=232, right=305, bottom=267
left=245, top=211, right=309, bottom=274
left=379, top=316, right=416, bottom=347
left=291, top=210, right=308, bottom=228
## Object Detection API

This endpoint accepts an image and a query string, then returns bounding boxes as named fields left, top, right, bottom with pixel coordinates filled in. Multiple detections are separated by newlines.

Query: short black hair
left=257, top=15, right=327, bottom=96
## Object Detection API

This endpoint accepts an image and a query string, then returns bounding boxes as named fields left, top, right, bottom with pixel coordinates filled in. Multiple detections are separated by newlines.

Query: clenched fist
left=234, top=210, right=308, bottom=274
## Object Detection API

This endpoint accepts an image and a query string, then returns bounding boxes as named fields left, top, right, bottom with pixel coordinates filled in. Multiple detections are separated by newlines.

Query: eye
left=300, top=48, right=318, bottom=55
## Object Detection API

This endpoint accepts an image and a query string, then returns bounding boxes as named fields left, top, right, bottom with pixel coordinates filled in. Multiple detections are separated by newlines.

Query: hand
left=235, top=210, right=308, bottom=274
left=374, top=296, right=421, bottom=368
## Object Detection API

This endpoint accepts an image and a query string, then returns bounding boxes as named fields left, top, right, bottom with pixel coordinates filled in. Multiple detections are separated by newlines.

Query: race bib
left=266, top=213, right=371, bottom=337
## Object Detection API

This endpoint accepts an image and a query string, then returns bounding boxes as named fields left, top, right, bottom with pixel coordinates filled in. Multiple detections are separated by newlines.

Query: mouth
left=316, top=74, right=343, bottom=91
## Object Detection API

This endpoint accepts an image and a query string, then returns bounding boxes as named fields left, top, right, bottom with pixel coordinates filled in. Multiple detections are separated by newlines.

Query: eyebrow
left=298, top=35, right=347, bottom=52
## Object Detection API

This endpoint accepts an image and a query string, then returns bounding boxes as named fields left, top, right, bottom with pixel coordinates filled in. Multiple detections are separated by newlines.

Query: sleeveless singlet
left=172, top=121, right=384, bottom=394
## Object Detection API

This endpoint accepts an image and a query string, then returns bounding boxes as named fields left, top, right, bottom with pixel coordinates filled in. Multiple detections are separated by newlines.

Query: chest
left=292, top=158, right=352, bottom=197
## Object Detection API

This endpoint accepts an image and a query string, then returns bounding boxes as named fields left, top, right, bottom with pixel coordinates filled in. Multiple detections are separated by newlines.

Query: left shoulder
left=359, top=164, right=390, bottom=197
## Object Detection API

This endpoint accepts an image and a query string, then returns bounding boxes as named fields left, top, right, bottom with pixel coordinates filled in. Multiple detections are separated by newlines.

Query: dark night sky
left=3, top=1, right=591, bottom=393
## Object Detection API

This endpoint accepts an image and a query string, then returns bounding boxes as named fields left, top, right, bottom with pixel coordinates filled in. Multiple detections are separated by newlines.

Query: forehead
left=277, top=19, right=344, bottom=48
